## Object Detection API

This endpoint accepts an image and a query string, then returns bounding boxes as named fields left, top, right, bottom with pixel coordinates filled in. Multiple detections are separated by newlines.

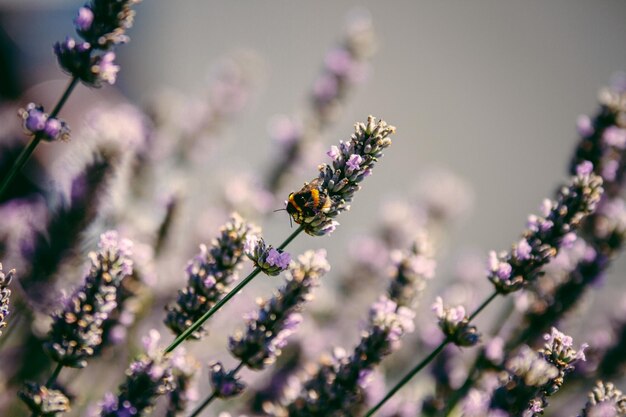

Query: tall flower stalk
left=441, top=80, right=626, bottom=415
left=365, top=163, right=603, bottom=416
left=0, top=0, right=140, bottom=199
left=163, top=115, right=394, bottom=354
left=19, top=231, right=133, bottom=417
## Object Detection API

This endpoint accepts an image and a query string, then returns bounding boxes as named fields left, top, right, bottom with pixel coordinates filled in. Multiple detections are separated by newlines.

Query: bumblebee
left=286, top=179, right=331, bottom=223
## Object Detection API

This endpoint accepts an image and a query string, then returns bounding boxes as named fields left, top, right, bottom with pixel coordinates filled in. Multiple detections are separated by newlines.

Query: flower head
left=44, top=231, right=133, bottom=368
left=209, top=362, right=246, bottom=399
left=0, top=264, right=15, bottom=337
left=18, top=103, right=70, bottom=142
left=432, top=296, right=480, bottom=347
left=488, top=163, right=603, bottom=294
left=245, top=236, right=291, bottom=276
left=286, top=116, right=395, bottom=235
left=19, top=383, right=70, bottom=417
left=97, top=331, right=174, bottom=417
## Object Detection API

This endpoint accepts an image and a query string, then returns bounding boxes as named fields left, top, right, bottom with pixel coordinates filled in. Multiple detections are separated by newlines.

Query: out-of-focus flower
left=96, top=330, right=175, bottom=417
left=0, top=263, right=15, bottom=336
left=19, top=383, right=70, bottom=417
left=44, top=231, right=133, bottom=368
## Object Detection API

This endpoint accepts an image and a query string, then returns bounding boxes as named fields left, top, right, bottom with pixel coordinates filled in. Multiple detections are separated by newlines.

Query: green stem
left=0, top=77, right=78, bottom=200
left=364, top=339, right=449, bottom=417
left=164, top=225, right=305, bottom=354
left=188, top=361, right=245, bottom=417
left=364, top=290, right=500, bottom=417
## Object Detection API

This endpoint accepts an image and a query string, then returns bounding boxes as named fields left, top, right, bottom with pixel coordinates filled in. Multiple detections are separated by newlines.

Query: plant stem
left=364, top=290, right=500, bottom=416
left=164, top=225, right=305, bottom=354
left=0, top=76, right=79, bottom=200
left=364, top=339, right=448, bottom=417
left=188, top=361, right=245, bottom=417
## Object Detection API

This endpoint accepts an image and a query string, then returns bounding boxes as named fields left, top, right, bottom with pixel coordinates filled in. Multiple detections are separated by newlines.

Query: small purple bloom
left=266, top=248, right=291, bottom=269
left=96, top=52, right=120, bottom=85
left=576, top=114, right=594, bottom=137
left=603, top=126, right=626, bottom=149
left=346, top=154, right=363, bottom=171
left=515, top=238, right=532, bottom=260
left=576, top=160, right=594, bottom=176
left=327, top=145, right=341, bottom=160
left=25, top=107, right=47, bottom=132
left=325, top=48, right=353, bottom=76
left=496, top=262, right=512, bottom=280
left=75, top=6, right=94, bottom=31
left=561, top=232, right=577, bottom=249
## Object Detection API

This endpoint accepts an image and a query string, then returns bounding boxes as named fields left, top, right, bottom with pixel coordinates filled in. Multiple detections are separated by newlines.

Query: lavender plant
left=188, top=249, right=329, bottom=416
left=2, top=6, right=626, bottom=417
left=19, top=231, right=133, bottom=417
left=94, top=330, right=175, bottom=417
left=163, top=115, right=394, bottom=354
left=365, top=163, right=603, bottom=416
left=0, top=0, right=140, bottom=199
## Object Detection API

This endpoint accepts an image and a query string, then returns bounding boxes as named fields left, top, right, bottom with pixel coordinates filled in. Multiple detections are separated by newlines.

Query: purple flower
left=432, top=296, right=480, bottom=347
left=346, top=153, right=363, bottom=171
left=266, top=248, right=291, bottom=269
left=577, top=114, right=595, bottom=137
left=603, top=126, right=626, bottom=149
left=75, top=6, right=94, bottom=31
left=24, top=106, right=47, bottom=132
left=94, top=52, right=120, bottom=85
left=19, top=103, right=70, bottom=141
left=327, top=145, right=341, bottom=160
left=577, top=160, right=594, bottom=176
left=245, top=236, right=292, bottom=276
left=515, top=238, right=532, bottom=260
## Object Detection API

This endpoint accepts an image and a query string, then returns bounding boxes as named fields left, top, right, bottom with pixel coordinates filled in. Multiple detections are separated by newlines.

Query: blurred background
left=1, top=1, right=626, bottom=416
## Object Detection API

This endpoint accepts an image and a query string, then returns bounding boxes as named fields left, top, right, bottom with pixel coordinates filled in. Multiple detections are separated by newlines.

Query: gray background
left=3, top=0, right=626, bottom=310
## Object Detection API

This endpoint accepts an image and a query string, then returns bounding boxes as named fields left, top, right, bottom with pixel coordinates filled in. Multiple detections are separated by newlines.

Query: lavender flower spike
left=165, top=213, right=256, bottom=339
left=579, top=381, right=626, bottom=417
left=44, top=231, right=133, bottom=368
left=488, top=161, right=603, bottom=294
left=96, top=330, right=175, bottom=417
left=0, top=263, right=15, bottom=337
left=230, top=249, right=330, bottom=369
left=490, top=327, right=587, bottom=416
left=283, top=295, right=414, bottom=416
left=286, top=115, right=395, bottom=236
left=432, top=296, right=481, bottom=347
